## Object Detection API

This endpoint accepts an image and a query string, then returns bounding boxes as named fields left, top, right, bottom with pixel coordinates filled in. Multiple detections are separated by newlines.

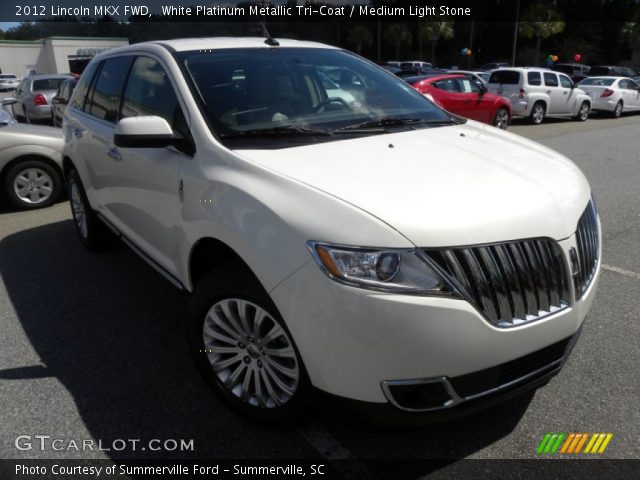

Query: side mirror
left=2, top=97, right=17, bottom=106
left=479, top=83, right=488, bottom=94
left=114, top=116, right=178, bottom=148
left=52, top=96, right=67, bottom=105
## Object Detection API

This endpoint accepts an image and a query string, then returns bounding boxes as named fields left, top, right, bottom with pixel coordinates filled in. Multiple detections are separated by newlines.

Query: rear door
left=486, top=69, right=520, bottom=105
left=619, top=79, right=640, bottom=110
left=543, top=72, right=564, bottom=114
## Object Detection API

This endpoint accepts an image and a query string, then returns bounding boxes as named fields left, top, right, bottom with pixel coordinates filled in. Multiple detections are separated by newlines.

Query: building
left=0, top=36, right=129, bottom=77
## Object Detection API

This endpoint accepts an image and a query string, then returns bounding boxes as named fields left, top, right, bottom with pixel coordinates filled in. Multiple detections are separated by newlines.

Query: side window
left=69, top=61, right=100, bottom=110
left=121, top=56, right=179, bottom=126
left=15, top=80, right=25, bottom=95
left=618, top=80, right=628, bottom=90
left=459, top=78, right=481, bottom=93
left=527, top=72, right=542, bottom=86
left=559, top=75, right=573, bottom=89
left=543, top=73, right=559, bottom=87
left=86, top=56, right=132, bottom=123
left=433, top=79, right=459, bottom=92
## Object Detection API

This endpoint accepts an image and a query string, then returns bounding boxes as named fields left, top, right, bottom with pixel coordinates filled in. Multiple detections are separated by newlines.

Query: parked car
left=480, top=62, right=509, bottom=71
left=0, top=74, right=21, bottom=92
left=63, top=38, right=600, bottom=423
left=487, top=68, right=591, bottom=124
left=51, top=77, right=78, bottom=127
left=400, top=61, right=433, bottom=70
left=551, top=63, right=590, bottom=82
left=633, top=75, right=640, bottom=84
left=0, top=101, right=64, bottom=209
left=577, top=77, right=640, bottom=117
left=446, top=70, right=490, bottom=84
left=588, top=65, right=637, bottom=78
left=409, top=74, right=511, bottom=129
left=8, top=74, right=73, bottom=124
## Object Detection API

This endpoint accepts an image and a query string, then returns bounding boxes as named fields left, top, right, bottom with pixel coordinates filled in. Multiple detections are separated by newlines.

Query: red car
left=408, top=74, right=511, bottom=129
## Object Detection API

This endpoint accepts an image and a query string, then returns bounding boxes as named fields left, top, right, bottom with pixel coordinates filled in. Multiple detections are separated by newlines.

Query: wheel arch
left=188, top=237, right=259, bottom=291
left=0, top=153, right=63, bottom=184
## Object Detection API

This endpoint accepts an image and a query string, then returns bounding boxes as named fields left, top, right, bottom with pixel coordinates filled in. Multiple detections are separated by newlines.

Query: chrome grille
left=426, top=239, right=570, bottom=327
left=574, top=200, right=600, bottom=298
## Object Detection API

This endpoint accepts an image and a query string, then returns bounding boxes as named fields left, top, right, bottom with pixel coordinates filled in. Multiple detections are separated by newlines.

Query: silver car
left=9, top=74, right=72, bottom=123
left=0, top=105, right=64, bottom=209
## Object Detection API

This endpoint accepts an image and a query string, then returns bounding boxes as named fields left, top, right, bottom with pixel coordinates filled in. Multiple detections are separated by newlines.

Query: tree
left=418, top=21, right=454, bottom=65
left=385, top=23, right=412, bottom=60
left=347, top=25, right=373, bottom=55
left=519, top=2, right=565, bottom=66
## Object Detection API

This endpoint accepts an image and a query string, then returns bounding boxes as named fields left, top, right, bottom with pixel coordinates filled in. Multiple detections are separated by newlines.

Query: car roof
left=106, top=37, right=336, bottom=55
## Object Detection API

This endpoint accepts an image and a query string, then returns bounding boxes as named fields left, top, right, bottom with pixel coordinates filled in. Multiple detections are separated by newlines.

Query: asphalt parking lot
left=1, top=114, right=639, bottom=475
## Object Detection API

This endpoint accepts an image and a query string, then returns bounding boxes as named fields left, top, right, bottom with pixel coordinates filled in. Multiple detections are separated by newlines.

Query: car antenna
left=261, top=20, right=279, bottom=46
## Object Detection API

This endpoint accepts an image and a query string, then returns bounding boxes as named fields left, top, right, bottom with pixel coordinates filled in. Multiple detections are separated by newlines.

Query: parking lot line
left=602, top=264, right=640, bottom=281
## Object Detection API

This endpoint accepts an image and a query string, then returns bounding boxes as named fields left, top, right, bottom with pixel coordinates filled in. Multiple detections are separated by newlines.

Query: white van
left=487, top=68, right=591, bottom=124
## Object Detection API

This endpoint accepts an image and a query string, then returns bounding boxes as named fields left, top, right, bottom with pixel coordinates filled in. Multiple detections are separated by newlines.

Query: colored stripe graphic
left=539, top=433, right=613, bottom=454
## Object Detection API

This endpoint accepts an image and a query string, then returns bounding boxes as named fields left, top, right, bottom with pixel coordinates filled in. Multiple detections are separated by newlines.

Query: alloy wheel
left=13, top=168, right=53, bottom=205
left=494, top=109, right=509, bottom=129
left=202, top=298, right=299, bottom=408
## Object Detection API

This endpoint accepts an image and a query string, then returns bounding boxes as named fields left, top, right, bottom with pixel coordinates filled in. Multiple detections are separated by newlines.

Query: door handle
left=107, top=146, right=121, bottom=161
left=546, top=90, right=552, bottom=94
left=72, top=127, right=84, bottom=138
left=563, top=91, right=568, bottom=95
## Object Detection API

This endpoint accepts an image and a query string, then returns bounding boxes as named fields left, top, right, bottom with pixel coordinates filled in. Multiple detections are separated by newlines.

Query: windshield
left=578, top=78, right=615, bottom=86
left=177, top=47, right=455, bottom=147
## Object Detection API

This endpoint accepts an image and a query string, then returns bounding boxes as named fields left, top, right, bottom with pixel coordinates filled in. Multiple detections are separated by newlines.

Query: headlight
left=307, top=241, right=453, bottom=295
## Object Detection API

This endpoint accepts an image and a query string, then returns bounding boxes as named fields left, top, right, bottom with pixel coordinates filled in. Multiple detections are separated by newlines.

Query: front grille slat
left=574, top=199, right=600, bottom=298
left=427, top=238, right=570, bottom=327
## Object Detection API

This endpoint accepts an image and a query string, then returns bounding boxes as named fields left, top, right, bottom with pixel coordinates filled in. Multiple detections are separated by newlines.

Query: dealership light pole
left=511, top=0, right=520, bottom=65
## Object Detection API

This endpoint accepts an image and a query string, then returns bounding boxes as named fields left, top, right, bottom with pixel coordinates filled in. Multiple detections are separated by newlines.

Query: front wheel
left=3, top=159, right=62, bottom=210
left=493, top=107, right=510, bottom=130
left=575, top=101, right=590, bottom=121
left=67, top=169, right=114, bottom=251
left=188, top=268, right=314, bottom=424
left=529, top=102, right=545, bottom=125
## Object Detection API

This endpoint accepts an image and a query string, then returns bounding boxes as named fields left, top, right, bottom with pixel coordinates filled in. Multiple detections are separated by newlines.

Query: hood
left=235, top=121, right=590, bottom=247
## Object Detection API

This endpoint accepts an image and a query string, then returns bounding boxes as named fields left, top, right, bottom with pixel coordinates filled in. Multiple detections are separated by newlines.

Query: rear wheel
left=574, top=101, right=590, bottom=121
left=188, top=268, right=314, bottom=424
left=493, top=107, right=510, bottom=130
left=67, top=169, right=114, bottom=251
left=612, top=101, right=623, bottom=118
left=3, top=159, right=62, bottom=210
left=529, top=102, right=545, bottom=125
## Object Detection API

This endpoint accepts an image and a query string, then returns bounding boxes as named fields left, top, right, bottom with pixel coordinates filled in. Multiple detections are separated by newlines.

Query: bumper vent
left=574, top=199, right=600, bottom=298
left=426, top=239, right=570, bottom=327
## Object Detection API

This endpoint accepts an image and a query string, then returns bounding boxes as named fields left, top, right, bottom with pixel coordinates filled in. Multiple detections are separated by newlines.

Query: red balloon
left=573, top=54, right=581, bottom=62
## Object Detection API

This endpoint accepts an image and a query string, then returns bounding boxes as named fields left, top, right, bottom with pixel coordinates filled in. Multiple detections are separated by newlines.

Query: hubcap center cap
left=247, top=344, right=260, bottom=359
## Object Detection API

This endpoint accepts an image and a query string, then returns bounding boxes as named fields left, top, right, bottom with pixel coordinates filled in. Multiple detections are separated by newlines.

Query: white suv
left=487, top=68, right=592, bottom=124
left=62, top=38, right=600, bottom=423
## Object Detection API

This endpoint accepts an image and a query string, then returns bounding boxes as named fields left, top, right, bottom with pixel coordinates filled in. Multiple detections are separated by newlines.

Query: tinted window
left=527, top=71, right=541, bottom=86
left=33, top=78, right=66, bottom=91
left=121, top=56, right=178, bottom=126
left=589, top=67, right=611, bottom=76
left=433, top=79, right=460, bottom=92
left=86, top=57, right=132, bottom=122
left=543, top=73, right=559, bottom=87
left=69, top=61, right=99, bottom=110
left=559, top=75, right=573, bottom=88
left=488, top=70, right=520, bottom=84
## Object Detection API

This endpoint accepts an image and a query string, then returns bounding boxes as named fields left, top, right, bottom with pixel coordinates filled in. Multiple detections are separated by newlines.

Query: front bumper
left=271, top=235, right=600, bottom=408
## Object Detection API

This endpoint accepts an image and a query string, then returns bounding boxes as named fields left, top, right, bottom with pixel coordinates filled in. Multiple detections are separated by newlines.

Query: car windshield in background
left=578, top=78, right=615, bottom=86
left=178, top=47, right=455, bottom=147
left=488, top=70, right=520, bottom=84
left=33, top=78, right=66, bottom=91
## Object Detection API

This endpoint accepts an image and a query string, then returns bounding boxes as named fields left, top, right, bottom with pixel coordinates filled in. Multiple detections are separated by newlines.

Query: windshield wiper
left=333, top=116, right=459, bottom=133
left=220, top=125, right=332, bottom=138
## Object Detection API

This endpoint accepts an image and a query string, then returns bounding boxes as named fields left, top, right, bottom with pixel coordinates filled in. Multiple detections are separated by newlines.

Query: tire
left=493, top=107, right=510, bottom=130
left=188, top=268, right=314, bottom=424
left=3, top=159, right=62, bottom=210
left=612, top=101, right=623, bottom=118
left=574, top=101, right=590, bottom=121
left=67, top=169, right=114, bottom=251
left=51, top=111, right=59, bottom=128
left=24, top=108, right=31, bottom=124
left=529, top=102, right=546, bottom=125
